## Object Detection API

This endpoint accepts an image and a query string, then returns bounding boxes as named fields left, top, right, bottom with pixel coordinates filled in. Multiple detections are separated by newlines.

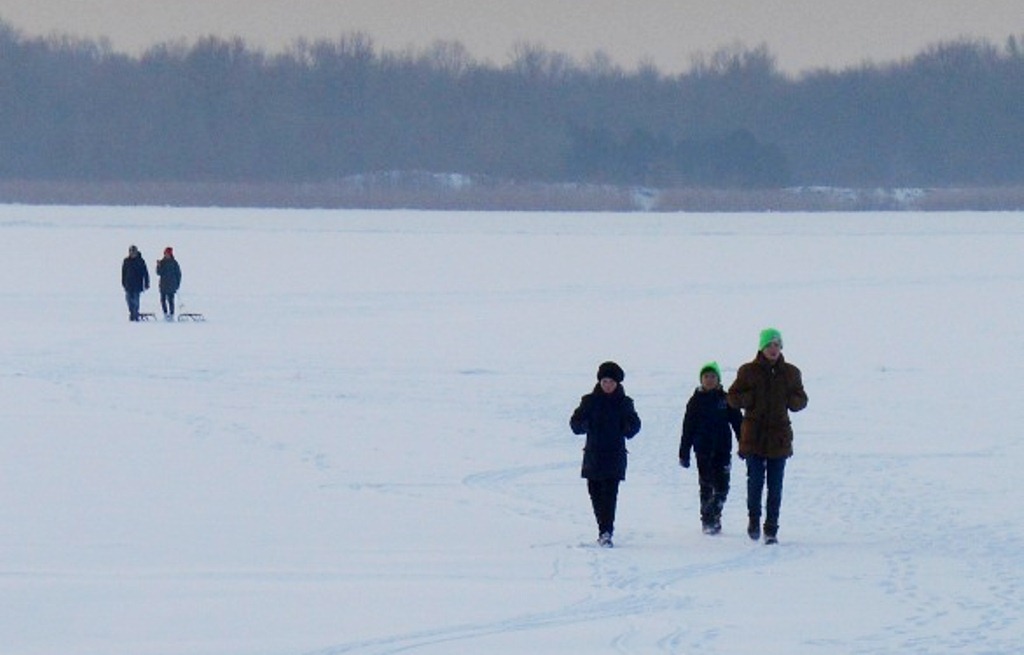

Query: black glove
left=679, top=456, right=690, bottom=468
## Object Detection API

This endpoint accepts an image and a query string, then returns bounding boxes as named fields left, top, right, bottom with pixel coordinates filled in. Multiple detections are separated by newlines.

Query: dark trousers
left=696, top=452, right=731, bottom=524
left=125, top=290, right=141, bottom=321
left=746, top=455, right=786, bottom=527
left=160, top=291, right=176, bottom=316
left=587, top=479, right=620, bottom=535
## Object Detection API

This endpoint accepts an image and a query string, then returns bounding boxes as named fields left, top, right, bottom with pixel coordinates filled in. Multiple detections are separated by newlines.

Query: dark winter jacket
left=727, top=352, right=808, bottom=459
left=156, top=257, right=182, bottom=293
left=570, top=384, right=641, bottom=480
left=122, top=254, right=150, bottom=293
left=679, top=386, right=743, bottom=461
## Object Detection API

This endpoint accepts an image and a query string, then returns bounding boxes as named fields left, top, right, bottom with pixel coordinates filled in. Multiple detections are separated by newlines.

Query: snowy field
left=2, top=205, right=1023, bottom=655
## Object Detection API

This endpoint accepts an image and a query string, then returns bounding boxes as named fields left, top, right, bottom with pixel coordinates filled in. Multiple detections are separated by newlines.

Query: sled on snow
left=177, top=311, right=206, bottom=323
left=137, top=311, right=205, bottom=322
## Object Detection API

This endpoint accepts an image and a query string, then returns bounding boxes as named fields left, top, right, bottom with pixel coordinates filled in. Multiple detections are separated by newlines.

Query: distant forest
left=2, top=19, right=1024, bottom=190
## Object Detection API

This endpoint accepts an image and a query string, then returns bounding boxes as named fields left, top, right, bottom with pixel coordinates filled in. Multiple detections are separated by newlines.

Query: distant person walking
left=570, top=361, right=641, bottom=548
left=679, top=361, right=743, bottom=535
left=727, top=328, right=808, bottom=544
left=156, top=246, right=182, bottom=320
left=121, top=245, right=149, bottom=321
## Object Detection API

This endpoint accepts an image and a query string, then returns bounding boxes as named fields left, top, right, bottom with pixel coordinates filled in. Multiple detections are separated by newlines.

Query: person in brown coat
left=727, top=328, right=808, bottom=544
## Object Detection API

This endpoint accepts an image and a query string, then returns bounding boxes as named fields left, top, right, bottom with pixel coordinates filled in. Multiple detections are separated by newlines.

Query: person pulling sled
left=121, top=245, right=149, bottom=322
left=156, top=247, right=182, bottom=320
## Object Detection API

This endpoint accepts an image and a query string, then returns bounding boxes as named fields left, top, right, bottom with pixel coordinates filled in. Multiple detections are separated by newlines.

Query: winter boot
left=598, top=532, right=614, bottom=548
left=747, top=516, right=761, bottom=541
left=763, top=523, right=778, bottom=545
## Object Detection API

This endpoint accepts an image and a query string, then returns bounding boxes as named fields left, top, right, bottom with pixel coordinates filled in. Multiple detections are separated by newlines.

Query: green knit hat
left=699, top=361, right=721, bottom=382
left=759, top=327, right=783, bottom=350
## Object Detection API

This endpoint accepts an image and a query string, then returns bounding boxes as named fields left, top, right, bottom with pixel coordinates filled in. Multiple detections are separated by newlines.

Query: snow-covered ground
left=2, top=206, right=1023, bottom=655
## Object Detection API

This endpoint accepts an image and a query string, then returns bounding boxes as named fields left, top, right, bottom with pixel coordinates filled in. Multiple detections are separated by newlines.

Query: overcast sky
left=1, top=1, right=1021, bottom=75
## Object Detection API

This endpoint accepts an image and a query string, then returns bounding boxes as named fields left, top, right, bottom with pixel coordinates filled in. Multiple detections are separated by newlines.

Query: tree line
left=2, top=20, right=1023, bottom=189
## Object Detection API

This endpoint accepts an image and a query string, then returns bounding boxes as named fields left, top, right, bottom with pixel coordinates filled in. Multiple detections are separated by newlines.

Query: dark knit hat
left=164, top=246, right=173, bottom=256
left=596, top=361, right=625, bottom=383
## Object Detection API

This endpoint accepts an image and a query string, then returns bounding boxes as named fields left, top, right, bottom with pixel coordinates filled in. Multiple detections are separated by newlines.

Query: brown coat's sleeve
left=786, top=364, right=808, bottom=412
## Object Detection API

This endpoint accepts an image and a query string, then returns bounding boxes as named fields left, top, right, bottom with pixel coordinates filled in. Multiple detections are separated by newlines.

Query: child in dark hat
left=570, top=361, right=641, bottom=547
left=679, top=361, right=743, bottom=535
left=121, top=245, right=149, bottom=321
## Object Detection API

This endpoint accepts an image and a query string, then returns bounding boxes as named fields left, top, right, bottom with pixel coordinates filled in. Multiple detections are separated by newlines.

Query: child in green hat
left=679, top=361, right=743, bottom=534
left=727, top=328, right=808, bottom=544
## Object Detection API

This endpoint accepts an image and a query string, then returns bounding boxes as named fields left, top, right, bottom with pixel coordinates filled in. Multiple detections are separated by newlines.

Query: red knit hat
left=164, top=247, right=173, bottom=256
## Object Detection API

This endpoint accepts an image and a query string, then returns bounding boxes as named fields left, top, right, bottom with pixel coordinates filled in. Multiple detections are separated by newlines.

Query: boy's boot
left=747, top=515, right=761, bottom=540
left=763, top=522, right=779, bottom=545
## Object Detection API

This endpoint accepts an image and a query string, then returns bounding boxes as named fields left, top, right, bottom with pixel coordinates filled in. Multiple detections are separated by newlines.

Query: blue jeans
left=125, top=291, right=141, bottom=321
left=746, top=455, right=786, bottom=526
